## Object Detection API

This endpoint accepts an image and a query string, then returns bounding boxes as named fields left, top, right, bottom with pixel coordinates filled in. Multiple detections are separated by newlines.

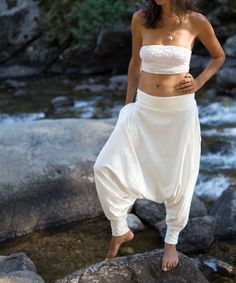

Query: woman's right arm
left=125, top=10, right=143, bottom=105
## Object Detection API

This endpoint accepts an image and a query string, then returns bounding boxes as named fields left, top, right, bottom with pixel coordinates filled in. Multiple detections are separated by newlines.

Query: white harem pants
left=93, top=88, right=201, bottom=244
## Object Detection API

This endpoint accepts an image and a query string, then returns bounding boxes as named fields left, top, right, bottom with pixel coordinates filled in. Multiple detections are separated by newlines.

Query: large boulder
left=0, top=0, right=56, bottom=79
left=55, top=249, right=209, bottom=283
left=0, top=118, right=116, bottom=241
left=134, top=193, right=207, bottom=228
left=208, top=186, right=236, bottom=240
left=70, top=26, right=132, bottom=75
left=134, top=198, right=166, bottom=226
left=0, top=252, right=44, bottom=283
left=156, top=216, right=215, bottom=253
left=216, top=67, right=236, bottom=88
left=0, top=0, right=41, bottom=62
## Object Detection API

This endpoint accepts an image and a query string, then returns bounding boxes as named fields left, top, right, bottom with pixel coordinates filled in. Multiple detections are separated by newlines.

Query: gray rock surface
left=127, top=213, right=146, bottom=232
left=208, top=186, right=236, bottom=240
left=190, top=194, right=207, bottom=218
left=0, top=0, right=41, bottom=61
left=134, top=198, right=166, bottom=226
left=216, top=67, right=236, bottom=88
left=134, top=193, right=206, bottom=228
left=224, top=34, right=236, bottom=57
left=55, top=248, right=209, bottom=283
left=156, top=216, right=215, bottom=253
left=0, top=118, right=115, bottom=241
left=0, top=252, right=44, bottom=283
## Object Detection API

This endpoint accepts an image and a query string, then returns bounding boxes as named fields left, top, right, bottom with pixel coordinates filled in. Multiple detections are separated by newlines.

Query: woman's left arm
left=177, top=12, right=225, bottom=93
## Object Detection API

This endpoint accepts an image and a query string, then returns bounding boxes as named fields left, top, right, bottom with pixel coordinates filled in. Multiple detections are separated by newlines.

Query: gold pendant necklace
left=167, top=31, right=174, bottom=41
left=163, top=16, right=179, bottom=42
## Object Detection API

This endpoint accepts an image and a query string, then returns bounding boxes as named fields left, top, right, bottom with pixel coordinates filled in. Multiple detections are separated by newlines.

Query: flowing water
left=0, top=74, right=235, bottom=282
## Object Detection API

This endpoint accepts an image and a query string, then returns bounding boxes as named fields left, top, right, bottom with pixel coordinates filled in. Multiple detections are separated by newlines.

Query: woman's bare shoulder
left=132, top=9, right=146, bottom=26
left=133, top=8, right=145, bottom=16
left=188, top=11, right=214, bottom=36
left=188, top=11, right=211, bottom=28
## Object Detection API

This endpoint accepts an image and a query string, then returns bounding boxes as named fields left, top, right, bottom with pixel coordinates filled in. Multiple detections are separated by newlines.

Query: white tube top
left=139, top=45, right=192, bottom=74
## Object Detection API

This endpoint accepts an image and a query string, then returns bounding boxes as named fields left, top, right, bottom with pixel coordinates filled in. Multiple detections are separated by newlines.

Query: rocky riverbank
left=0, top=0, right=235, bottom=96
left=0, top=118, right=235, bottom=282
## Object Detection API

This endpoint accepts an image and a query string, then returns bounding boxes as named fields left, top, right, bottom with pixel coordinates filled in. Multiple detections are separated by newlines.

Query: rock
left=95, top=26, right=131, bottom=56
left=109, top=74, right=127, bottom=84
left=0, top=1, right=56, bottom=79
left=0, top=79, right=26, bottom=90
left=21, top=36, right=55, bottom=64
left=45, top=96, right=75, bottom=117
left=204, top=88, right=218, bottom=98
left=127, top=213, right=146, bottom=232
left=177, top=216, right=215, bottom=253
left=202, top=136, right=231, bottom=155
left=0, top=252, right=36, bottom=273
left=222, top=57, right=236, bottom=68
left=0, top=118, right=116, bottom=241
left=202, top=258, right=236, bottom=278
left=50, top=96, right=74, bottom=109
left=224, top=35, right=236, bottom=57
left=155, top=216, right=215, bottom=253
left=73, top=83, right=108, bottom=93
left=134, top=193, right=206, bottom=228
left=0, top=0, right=7, bottom=12
left=0, top=0, right=41, bottom=62
left=0, top=65, right=42, bottom=79
left=207, top=5, right=236, bottom=27
left=14, top=89, right=28, bottom=97
left=190, top=55, right=210, bottom=76
left=208, top=185, right=236, bottom=240
left=216, top=67, right=236, bottom=88
left=0, top=252, right=45, bottom=283
left=215, top=24, right=236, bottom=42
left=71, top=26, right=132, bottom=75
left=55, top=249, right=209, bottom=283
left=107, top=74, right=127, bottom=91
left=134, top=198, right=166, bottom=227
left=189, top=194, right=207, bottom=218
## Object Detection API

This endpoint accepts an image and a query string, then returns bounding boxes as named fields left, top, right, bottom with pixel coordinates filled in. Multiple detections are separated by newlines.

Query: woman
left=93, top=0, right=225, bottom=272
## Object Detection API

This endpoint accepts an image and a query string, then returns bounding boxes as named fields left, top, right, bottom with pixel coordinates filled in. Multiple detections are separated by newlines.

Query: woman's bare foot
left=105, top=229, right=134, bottom=262
left=162, top=242, right=179, bottom=271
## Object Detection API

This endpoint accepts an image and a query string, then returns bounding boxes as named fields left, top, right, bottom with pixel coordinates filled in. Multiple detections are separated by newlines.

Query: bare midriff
left=138, top=71, right=190, bottom=97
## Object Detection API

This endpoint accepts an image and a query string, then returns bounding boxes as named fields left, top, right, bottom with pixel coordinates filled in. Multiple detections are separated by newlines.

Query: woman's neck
left=161, top=2, right=178, bottom=20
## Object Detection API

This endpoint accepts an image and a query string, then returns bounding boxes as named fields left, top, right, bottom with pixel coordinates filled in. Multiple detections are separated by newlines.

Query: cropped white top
left=139, top=45, right=192, bottom=74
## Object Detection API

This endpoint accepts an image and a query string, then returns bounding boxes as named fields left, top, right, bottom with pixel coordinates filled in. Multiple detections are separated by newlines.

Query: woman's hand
left=176, top=73, right=202, bottom=94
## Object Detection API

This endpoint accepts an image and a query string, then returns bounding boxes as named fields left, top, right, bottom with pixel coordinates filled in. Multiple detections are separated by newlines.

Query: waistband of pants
left=135, top=88, right=197, bottom=111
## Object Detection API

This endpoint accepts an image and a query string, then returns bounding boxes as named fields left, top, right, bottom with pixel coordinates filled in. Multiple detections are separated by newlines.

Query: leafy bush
left=39, top=0, right=128, bottom=50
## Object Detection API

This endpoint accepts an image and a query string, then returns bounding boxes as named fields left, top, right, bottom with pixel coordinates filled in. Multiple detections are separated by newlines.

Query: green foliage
left=70, top=0, right=127, bottom=49
left=39, top=0, right=128, bottom=50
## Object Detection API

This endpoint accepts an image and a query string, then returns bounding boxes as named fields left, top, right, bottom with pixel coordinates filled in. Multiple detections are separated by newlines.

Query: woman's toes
left=162, top=261, right=168, bottom=271
left=162, top=265, right=168, bottom=271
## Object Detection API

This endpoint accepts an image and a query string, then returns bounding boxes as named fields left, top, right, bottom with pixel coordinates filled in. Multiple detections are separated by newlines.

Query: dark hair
left=142, top=0, right=199, bottom=29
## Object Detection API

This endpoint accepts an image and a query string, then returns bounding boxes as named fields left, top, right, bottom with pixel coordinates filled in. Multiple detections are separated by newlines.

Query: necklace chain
left=162, top=16, right=180, bottom=42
